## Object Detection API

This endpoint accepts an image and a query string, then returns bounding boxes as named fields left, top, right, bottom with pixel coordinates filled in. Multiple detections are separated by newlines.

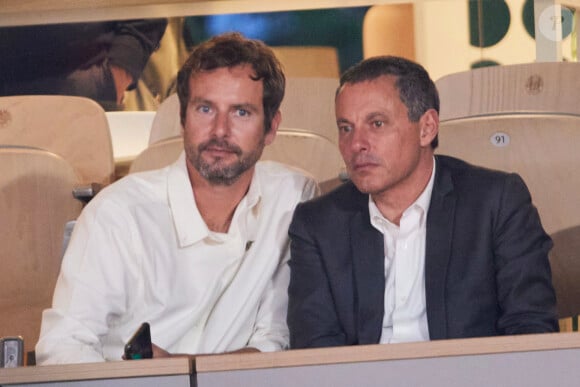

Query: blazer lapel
left=350, top=208, right=385, bottom=344
left=425, top=159, right=456, bottom=340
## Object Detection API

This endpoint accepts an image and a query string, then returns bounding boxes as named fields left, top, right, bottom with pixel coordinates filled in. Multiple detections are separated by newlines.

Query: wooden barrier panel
left=194, top=332, right=580, bottom=387
left=3, top=333, right=580, bottom=386
left=0, top=357, right=193, bottom=386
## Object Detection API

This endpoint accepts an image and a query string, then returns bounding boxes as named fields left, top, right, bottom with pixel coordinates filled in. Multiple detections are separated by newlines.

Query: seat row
left=1, top=61, right=580, bottom=356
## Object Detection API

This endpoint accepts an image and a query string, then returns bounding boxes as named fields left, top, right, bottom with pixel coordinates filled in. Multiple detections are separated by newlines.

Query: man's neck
left=187, top=165, right=255, bottom=233
left=372, top=154, right=434, bottom=226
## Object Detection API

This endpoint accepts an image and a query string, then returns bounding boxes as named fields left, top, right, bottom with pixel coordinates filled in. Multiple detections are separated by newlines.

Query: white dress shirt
left=370, top=159, right=435, bottom=344
left=35, top=152, right=317, bottom=364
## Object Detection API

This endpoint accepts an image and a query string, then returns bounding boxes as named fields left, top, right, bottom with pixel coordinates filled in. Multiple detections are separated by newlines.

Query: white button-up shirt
left=36, top=152, right=317, bottom=364
left=370, top=159, right=435, bottom=344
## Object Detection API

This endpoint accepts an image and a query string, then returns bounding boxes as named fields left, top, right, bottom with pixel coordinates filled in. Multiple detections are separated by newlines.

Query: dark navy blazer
left=288, top=155, right=558, bottom=349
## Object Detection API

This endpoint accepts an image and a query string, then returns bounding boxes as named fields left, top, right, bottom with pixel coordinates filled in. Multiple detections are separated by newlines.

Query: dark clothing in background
left=0, top=19, right=167, bottom=109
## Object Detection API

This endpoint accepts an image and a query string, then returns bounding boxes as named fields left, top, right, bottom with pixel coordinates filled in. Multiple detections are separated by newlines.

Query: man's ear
left=419, top=108, right=439, bottom=147
left=265, top=110, right=281, bottom=145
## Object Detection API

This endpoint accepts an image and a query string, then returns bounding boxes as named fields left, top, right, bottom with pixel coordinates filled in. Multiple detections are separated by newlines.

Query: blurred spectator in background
left=0, top=19, right=167, bottom=110
left=123, top=17, right=189, bottom=111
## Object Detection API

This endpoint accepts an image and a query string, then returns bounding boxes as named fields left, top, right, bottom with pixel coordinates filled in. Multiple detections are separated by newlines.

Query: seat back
left=436, top=62, right=580, bottom=121
left=435, top=62, right=580, bottom=320
left=129, top=135, right=183, bottom=174
left=362, top=4, right=416, bottom=60
left=262, top=128, right=344, bottom=183
left=437, top=115, right=580, bottom=235
left=272, top=46, right=340, bottom=78
left=0, top=95, right=115, bottom=186
left=148, top=93, right=181, bottom=145
left=0, top=147, right=83, bottom=358
left=281, top=77, right=340, bottom=145
left=131, top=129, right=345, bottom=184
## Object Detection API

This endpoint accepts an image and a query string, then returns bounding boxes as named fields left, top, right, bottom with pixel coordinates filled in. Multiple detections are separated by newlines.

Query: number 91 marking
left=490, top=132, right=510, bottom=147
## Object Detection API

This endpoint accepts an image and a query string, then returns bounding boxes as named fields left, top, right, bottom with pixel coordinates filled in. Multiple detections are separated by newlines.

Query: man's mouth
left=205, top=146, right=235, bottom=154
left=200, top=140, right=242, bottom=156
left=350, top=154, right=380, bottom=171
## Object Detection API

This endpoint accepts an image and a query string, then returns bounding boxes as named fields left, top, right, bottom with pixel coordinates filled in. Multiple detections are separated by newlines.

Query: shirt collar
left=414, top=156, right=436, bottom=224
left=244, top=165, right=262, bottom=211
left=168, top=152, right=262, bottom=248
left=230, top=164, right=262, bottom=243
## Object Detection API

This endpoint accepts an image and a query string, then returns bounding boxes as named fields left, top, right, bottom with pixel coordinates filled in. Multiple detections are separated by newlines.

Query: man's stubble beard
left=186, top=137, right=265, bottom=186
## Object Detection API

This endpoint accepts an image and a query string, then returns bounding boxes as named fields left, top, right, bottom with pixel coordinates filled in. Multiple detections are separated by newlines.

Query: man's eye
left=197, top=105, right=211, bottom=113
left=373, top=120, right=384, bottom=128
left=338, top=125, right=352, bottom=133
left=236, top=109, right=249, bottom=117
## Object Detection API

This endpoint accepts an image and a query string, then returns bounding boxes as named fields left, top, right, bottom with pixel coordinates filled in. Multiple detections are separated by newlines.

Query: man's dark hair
left=177, top=32, right=285, bottom=133
left=339, top=56, right=440, bottom=148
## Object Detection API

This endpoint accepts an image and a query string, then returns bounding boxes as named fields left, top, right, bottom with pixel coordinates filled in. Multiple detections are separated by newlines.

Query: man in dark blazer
left=287, top=56, right=558, bottom=349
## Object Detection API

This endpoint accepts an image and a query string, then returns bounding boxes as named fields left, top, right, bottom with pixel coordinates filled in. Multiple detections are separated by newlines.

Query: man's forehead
left=189, top=64, right=259, bottom=80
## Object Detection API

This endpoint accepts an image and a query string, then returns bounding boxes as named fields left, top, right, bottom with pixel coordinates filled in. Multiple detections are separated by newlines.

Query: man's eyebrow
left=189, top=97, right=211, bottom=104
left=336, top=118, right=355, bottom=130
left=366, top=111, right=386, bottom=121
left=232, top=103, right=260, bottom=112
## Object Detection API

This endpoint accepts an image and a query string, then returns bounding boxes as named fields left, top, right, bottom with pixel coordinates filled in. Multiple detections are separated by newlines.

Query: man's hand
left=152, top=343, right=173, bottom=358
left=109, top=65, right=133, bottom=105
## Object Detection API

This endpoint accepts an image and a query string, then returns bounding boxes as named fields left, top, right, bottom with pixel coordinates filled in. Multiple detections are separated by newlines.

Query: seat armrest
left=72, top=183, right=103, bottom=203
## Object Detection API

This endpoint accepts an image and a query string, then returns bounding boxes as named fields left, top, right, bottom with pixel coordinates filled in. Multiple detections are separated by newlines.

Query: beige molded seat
left=0, top=95, right=115, bottom=186
left=148, top=93, right=181, bottom=145
left=0, top=147, right=83, bottom=358
left=281, top=77, right=340, bottom=145
left=362, top=4, right=416, bottom=60
left=262, top=128, right=345, bottom=183
left=131, top=129, right=345, bottom=185
left=129, top=135, right=183, bottom=174
left=272, top=46, right=340, bottom=78
left=435, top=62, right=580, bottom=323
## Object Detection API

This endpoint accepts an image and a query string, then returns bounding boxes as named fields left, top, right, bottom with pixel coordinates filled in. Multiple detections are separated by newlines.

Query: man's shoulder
left=436, top=154, right=515, bottom=181
left=297, top=180, right=363, bottom=215
left=288, top=181, right=364, bottom=237
left=89, top=167, right=168, bottom=209
left=435, top=154, right=527, bottom=197
left=256, top=160, right=312, bottom=179
left=255, top=160, right=317, bottom=192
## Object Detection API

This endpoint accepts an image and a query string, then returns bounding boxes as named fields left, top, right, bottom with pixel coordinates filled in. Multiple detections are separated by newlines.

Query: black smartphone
left=124, top=322, right=153, bottom=360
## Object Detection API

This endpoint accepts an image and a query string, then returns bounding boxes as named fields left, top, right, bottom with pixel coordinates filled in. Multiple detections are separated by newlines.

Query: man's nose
left=211, top=112, right=230, bottom=137
left=350, top=126, right=370, bottom=152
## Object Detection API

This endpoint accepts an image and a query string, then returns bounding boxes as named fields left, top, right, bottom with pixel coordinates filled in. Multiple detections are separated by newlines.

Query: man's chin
left=350, top=175, right=379, bottom=195
left=198, top=161, right=252, bottom=186
left=199, top=154, right=241, bottom=170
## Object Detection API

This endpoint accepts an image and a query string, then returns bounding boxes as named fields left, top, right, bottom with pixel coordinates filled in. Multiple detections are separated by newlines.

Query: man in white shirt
left=35, top=32, right=317, bottom=364
left=287, top=56, right=558, bottom=349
